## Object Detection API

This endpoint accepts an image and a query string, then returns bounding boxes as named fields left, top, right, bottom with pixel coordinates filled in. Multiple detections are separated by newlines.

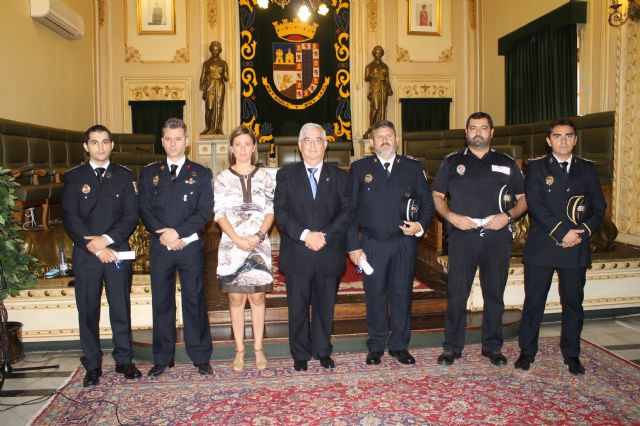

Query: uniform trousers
left=362, top=235, right=417, bottom=352
left=73, top=248, right=133, bottom=370
left=444, top=229, right=512, bottom=353
left=519, top=264, right=586, bottom=358
left=285, top=273, right=339, bottom=360
left=150, top=239, right=212, bottom=365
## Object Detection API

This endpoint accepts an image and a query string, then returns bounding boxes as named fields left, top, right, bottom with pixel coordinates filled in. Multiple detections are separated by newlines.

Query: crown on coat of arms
left=272, top=18, right=318, bottom=42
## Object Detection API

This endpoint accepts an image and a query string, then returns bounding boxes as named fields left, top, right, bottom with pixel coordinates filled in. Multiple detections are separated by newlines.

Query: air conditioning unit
left=30, top=0, right=85, bottom=40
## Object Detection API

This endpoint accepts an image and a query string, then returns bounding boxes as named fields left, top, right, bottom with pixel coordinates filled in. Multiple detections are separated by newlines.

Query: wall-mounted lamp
left=609, top=0, right=640, bottom=26
left=257, top=0, right=329, bottom=22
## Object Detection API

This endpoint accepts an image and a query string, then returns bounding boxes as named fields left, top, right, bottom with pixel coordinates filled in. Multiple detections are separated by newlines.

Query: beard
left=467, top=135, right=490, bottom=149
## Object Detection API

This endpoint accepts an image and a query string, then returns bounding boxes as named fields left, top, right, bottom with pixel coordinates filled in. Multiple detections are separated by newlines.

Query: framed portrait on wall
left=408, top=0, right=441, bottom=36
left=137, top=0, right=176, bottom=34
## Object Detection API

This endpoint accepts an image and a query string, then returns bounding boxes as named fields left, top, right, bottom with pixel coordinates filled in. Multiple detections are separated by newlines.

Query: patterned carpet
left=269, top=255, right=432, bottom=297
left=31, top=338, right=640, bottom=425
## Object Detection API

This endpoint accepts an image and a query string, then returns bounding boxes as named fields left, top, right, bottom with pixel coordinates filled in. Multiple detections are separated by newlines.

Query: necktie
left=308, top=167, right=318, bottom=199
left=95, top=167, right=105, bottom=183
left=170, top=164, right=178, bottom=181
left=560, top=161, right=569, bottom=178
left=384, top=162, right=391, bottom=178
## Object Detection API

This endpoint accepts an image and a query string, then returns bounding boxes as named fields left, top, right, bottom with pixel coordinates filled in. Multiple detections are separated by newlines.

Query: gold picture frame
left=137, top=0, right=176, bottom=34
left=408, top=0, right=441, bottom=36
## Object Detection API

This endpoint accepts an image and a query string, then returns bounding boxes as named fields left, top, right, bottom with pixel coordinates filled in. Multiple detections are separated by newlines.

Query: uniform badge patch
left=364, top=173, right=373, bottom=183
left=185, top=178, right=195, bottom=185
left=546, top=176, right=554, bottom=186
left=132, top=181, right=138, bottom=194
left=105, top=172, right=112, bottom=179
left=152, top=175, right=159, bottom=186
left=456, top=165, right=465, bottom=176
left=160, top=164, right=166, bottom=172
left=81, top=184, right=91, bottom=194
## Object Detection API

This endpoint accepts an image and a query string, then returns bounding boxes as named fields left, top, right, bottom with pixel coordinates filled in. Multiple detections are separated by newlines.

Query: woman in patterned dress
left=213, top=126, right=274, bottom=371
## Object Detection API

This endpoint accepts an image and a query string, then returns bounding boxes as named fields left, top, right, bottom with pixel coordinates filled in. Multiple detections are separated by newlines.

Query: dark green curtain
left=129, top=100, right=185, bottom=153
left=400, top=98, right=451, bottom=131
left=505, top=24, right=577, bottom=125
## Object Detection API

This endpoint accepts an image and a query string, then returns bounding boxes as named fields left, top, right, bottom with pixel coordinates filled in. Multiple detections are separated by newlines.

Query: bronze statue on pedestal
left=200, top=41, right=229, bottom=136
left=364, top=46, right=393, bottom=138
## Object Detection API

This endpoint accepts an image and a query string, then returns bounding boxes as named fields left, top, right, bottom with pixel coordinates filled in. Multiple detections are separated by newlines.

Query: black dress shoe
left=196, top=362, right=213, bottom=375
left=319, top=356, right=335, bottom=369
left=147, top=361, right=175, bottom=377
left=481, top=350, right=508, bottom=366
left=366, top=351, right=383, bottom=365
left=437, top=350, right=462, bottom=366
left=514, top=353, right=535, bottom=371
left=564, top=357, right=586, bottom=375
left=293, top=360, right=308, bottom=371
left=82, top=368, right=102, bottom=387
left=115, top=363, right=142, bottom=379
left=389, top=349, right=416, bottom=365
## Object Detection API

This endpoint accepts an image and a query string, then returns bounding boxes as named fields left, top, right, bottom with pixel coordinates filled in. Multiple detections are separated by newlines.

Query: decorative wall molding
left=207, top=0, right=218, bottom=29
left=439, top=46, right=453, bottom=62
left=124, top=45, right=142, bottom=63
left=396, top=78, right=454, bottom=98
left=98, top=0, right=106, bottom=26
left=468, top=0, right=476, bottom=31
left=397, top=45, right=412, bottom=62
left=613, top=21, right=640, bottom=237
left=173, top=47, right=190, bottom=63
left=366, top=0, right=379, bottom=32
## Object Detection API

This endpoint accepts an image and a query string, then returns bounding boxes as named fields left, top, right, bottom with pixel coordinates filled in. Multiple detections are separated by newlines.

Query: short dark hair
left=83, top=124, right=113, bottom=144
left=465, top=112, right=494, bottom=129
left=371, top=120, right=396, bottom=136
left=228, top=125, right=258, bottom=166
left=547, top=118, right=577, bottom=137
left=162, top=117, right=188, bottom=137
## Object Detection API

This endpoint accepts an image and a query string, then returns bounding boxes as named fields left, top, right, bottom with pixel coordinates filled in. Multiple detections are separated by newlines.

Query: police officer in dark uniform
left=139, top=118, right=214, bottom=376
left=61, top=124, right=141, bottom=387
left=516, top=118, right=606, bottom=375
left=433, top=112, right=528, bottom=366
left=348, top=120, right=435, bottom=365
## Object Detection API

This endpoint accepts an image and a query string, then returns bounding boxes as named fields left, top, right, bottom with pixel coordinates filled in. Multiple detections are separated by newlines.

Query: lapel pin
left=81, top=184, right=91, bottom=194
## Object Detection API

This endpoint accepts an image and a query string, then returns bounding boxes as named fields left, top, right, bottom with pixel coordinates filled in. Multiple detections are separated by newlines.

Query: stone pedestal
left=195, top=136, right=229, bottom=177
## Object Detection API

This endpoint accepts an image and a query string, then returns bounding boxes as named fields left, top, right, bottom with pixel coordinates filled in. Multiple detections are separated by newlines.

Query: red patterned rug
left=269, top=255, right=432, bottom=298
left=31, top=338, right=640, bottom=425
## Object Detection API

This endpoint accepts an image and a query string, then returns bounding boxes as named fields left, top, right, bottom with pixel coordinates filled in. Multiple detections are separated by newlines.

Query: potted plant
left=0, top=168, right=38, bottom=364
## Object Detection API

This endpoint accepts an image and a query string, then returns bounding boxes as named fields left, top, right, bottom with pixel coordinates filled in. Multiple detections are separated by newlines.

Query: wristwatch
left=504, top=211, right=514, bottom=225
left=255, top=230, right=266, bottom=242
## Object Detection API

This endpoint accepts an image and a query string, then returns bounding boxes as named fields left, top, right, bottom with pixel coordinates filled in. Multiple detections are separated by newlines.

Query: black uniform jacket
left=61, top=162, right=139, bottom=254
left=347, top=155, right=434, bottom=250
left=523, top=154, right=606, bottom=267
left=138, top=160, right=214, bottom=239
left=274, top=162, right=352, bottom=277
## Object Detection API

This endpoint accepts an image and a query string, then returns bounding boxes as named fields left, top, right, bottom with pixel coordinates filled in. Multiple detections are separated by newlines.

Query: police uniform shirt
left=432, top=148, right=524, bottom=220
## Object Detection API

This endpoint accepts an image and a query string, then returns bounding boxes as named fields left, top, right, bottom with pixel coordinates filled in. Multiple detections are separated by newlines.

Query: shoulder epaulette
left=496, top=151, right=516, bottom=162
left=445, top=150, right=461, bottom=159
left=404, top=155, right=418, bottom=161
left=65, top=164, right=82, bottom=173
left=190, top=161, right=211, bottom=170
left=575, top=155, right=595, bottom=163
left=116, top=164, right=134, bottom=173
left=528, top=155, right=546, bottom=162
left=144, top=160, right=162, bottom=168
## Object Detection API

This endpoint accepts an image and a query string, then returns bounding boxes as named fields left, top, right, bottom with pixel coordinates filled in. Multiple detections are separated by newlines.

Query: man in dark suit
left=61, top=124, right=141, bottom=387
left=274, top=122, right=352, bottom=371
left=138, top=118, right=213, bottom=376
left=348, top=120, right=435, bottom=365
left=432, top=112, right=528, bottom=367
left=516, top=118, right=606, bottom=375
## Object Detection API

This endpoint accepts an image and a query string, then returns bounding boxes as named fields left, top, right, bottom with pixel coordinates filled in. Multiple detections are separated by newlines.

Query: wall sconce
left=257, top=0, right=329, bottom=22
left=609, top=0, right=640, bottom=26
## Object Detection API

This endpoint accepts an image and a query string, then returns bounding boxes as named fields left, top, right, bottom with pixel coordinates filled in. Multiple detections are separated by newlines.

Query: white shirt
left=167, top=156, right=186, bottom=177
left=553, top=154, right=573, bottom=174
